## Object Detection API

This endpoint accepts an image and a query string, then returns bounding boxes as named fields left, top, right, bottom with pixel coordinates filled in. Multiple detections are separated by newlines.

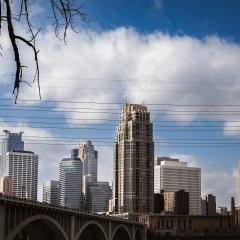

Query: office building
left=78, top=140, right=98, bottom=194
left=153, top=192, right=164, bottom=213
left=201, top=198, right=207, bottom=215
left=113, top=104, right=154, bottom=214
left=1, top=130, right=24, bottom=175
left=42, top=180, right=60, bottom=205
left=0, top=176, right=13, bottom=196
left=207, top=194, right=216, bottom=215
left=2, top=150, right=38, bottom=200
left=154, top=157, right=201, bottom=215
left=201, top=194, right=216, bottom=216
left=86, top=182, right=112, bottom=213
left=59, top=156, right=83, bottom=209
left=164, top=190, right=189, bottom=215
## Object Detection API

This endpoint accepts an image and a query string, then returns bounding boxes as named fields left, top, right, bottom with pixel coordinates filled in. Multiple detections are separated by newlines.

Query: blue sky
left=83, top=0, right=240, bottom=41
left=0, top=0, right=240, bottom=205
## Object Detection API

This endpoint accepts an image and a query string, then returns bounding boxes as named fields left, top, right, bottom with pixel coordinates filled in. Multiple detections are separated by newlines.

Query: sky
left=0, top=0, right=240, bottom=207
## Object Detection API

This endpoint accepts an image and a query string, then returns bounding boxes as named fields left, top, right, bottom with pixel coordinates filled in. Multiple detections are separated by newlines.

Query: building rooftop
left=11, top=150, right=34, bottom=154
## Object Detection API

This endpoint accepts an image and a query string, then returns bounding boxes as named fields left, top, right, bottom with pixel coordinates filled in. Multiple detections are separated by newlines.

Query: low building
left=164, top=190, right=189, bottom=215
left=86, top=182, right=112, bottom=213
left=201, top=198, right=207, bottom=215
left=201, top=194, right=216, bottom=216
left=42, top=180, right=60, bottom=205
left=0, top=176, right=13, bottom=196
left=139, top=214, right=238, bottom=238
left=217, top=206, right=228, bottom=215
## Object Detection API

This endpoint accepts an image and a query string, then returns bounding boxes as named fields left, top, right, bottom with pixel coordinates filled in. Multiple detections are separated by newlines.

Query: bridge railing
left=0, top=193, right=143, bottom=226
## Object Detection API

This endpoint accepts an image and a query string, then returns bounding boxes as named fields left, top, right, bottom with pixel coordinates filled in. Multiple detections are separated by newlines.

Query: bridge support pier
left=70, top=215, right=75, bottom=240
left=108, top=221, right=112, bottom=240
left=0, top=205, right=5, bottom=240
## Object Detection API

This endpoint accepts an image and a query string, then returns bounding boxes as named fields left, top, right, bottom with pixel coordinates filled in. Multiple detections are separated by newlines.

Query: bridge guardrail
left=0, top=193, right=143, bottom=226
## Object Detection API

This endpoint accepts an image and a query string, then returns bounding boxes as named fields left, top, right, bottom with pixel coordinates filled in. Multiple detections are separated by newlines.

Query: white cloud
left=224, top=120, right=240, bottom=136
left=97, top=146, right=113, bottom=185
left=3, top=27, right=237, bottom=128
left=202, top=169, right=237, bottom=207
left=1, top=25, right=240, bottom=203
left=170, top=153, right=200, bottom=167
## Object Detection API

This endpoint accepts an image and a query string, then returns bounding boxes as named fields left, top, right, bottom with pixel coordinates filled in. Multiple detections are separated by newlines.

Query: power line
left=0, top=123, right=239, bottom=131
left=1, top=134, right=239, bottom=141
left=2, top=98, right=240, bottom=106
left=20, top=139, right=240, bottom=145
left=1, top=119, right=240, bottom=128
left=2, top=115, right=240, bottom=124
left=2, top=74, right=240, bottom=84
left=2, top=104, right=240, bottom=112
left=2, top=107, right=240, bottom=116
left=2, top=141, right=239, bottom=148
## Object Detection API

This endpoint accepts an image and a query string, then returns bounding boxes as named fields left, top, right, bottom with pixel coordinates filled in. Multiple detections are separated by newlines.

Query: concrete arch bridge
left=0, top=194, right=146, bottom=240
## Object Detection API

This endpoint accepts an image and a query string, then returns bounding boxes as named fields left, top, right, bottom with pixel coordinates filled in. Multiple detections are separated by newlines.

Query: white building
left=78, top=140, right=98, bottom=195
left=154, top=157, right=201, bottom=215
left=2, top=150, right=38, bottom=200
left=59, top=157, right=83, bottom=209
left=43, top=180, right=59, bottom=205
left=86, top=182, right=112, bottom=213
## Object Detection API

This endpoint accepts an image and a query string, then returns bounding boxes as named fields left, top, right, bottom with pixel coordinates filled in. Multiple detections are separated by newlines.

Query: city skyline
left=0, top=0, right=240, bottom=208
left=1, top=1, right=240, bottom=239
left=0, top=116, right=237, bottom=209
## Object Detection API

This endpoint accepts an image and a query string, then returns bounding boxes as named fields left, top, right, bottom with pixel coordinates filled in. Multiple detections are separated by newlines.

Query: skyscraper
left=78, top=140, right=98, bottom=194
left=154, top=157, right=201, bottom=215
left=43, top=180, right=60, bottom=205
left=86, top=182, right=112, bottom=213
left=1, top=130, right=24, bottom=175
left=59, top=156, right=83, bottom=209
left=113, top=104, right=154, bottom=214
left=2, top=150, right=38, bottom=200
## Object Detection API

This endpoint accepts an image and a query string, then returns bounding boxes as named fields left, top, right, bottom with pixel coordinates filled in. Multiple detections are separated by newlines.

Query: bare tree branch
left=0, top=0, right=87, bottom=103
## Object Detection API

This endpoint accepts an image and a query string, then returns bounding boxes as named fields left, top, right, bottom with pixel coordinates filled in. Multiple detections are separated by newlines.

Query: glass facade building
left=86, top=182, right=112, bottom=213
left=59, top=157, right=83, bottom=209
left=78, top=140, right=98, bottom=194
left=43, top=180, right=60, bottom=205
left=1, top=130, right=24, bottom=175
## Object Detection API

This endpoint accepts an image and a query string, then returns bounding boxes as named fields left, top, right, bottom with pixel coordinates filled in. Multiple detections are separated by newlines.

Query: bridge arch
left=111, top=224, right=132, bottom=240
left=75, top=220, right=108, bottom=240
left=6, top=214, right=69, bottom=240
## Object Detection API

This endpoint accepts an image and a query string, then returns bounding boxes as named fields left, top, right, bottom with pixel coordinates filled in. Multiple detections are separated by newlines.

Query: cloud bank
left=1, top=25, right=240, bottom=202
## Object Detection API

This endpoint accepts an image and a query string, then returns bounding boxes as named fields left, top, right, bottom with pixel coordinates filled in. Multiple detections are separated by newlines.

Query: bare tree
left=0, top=0, right=87, bottom=102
